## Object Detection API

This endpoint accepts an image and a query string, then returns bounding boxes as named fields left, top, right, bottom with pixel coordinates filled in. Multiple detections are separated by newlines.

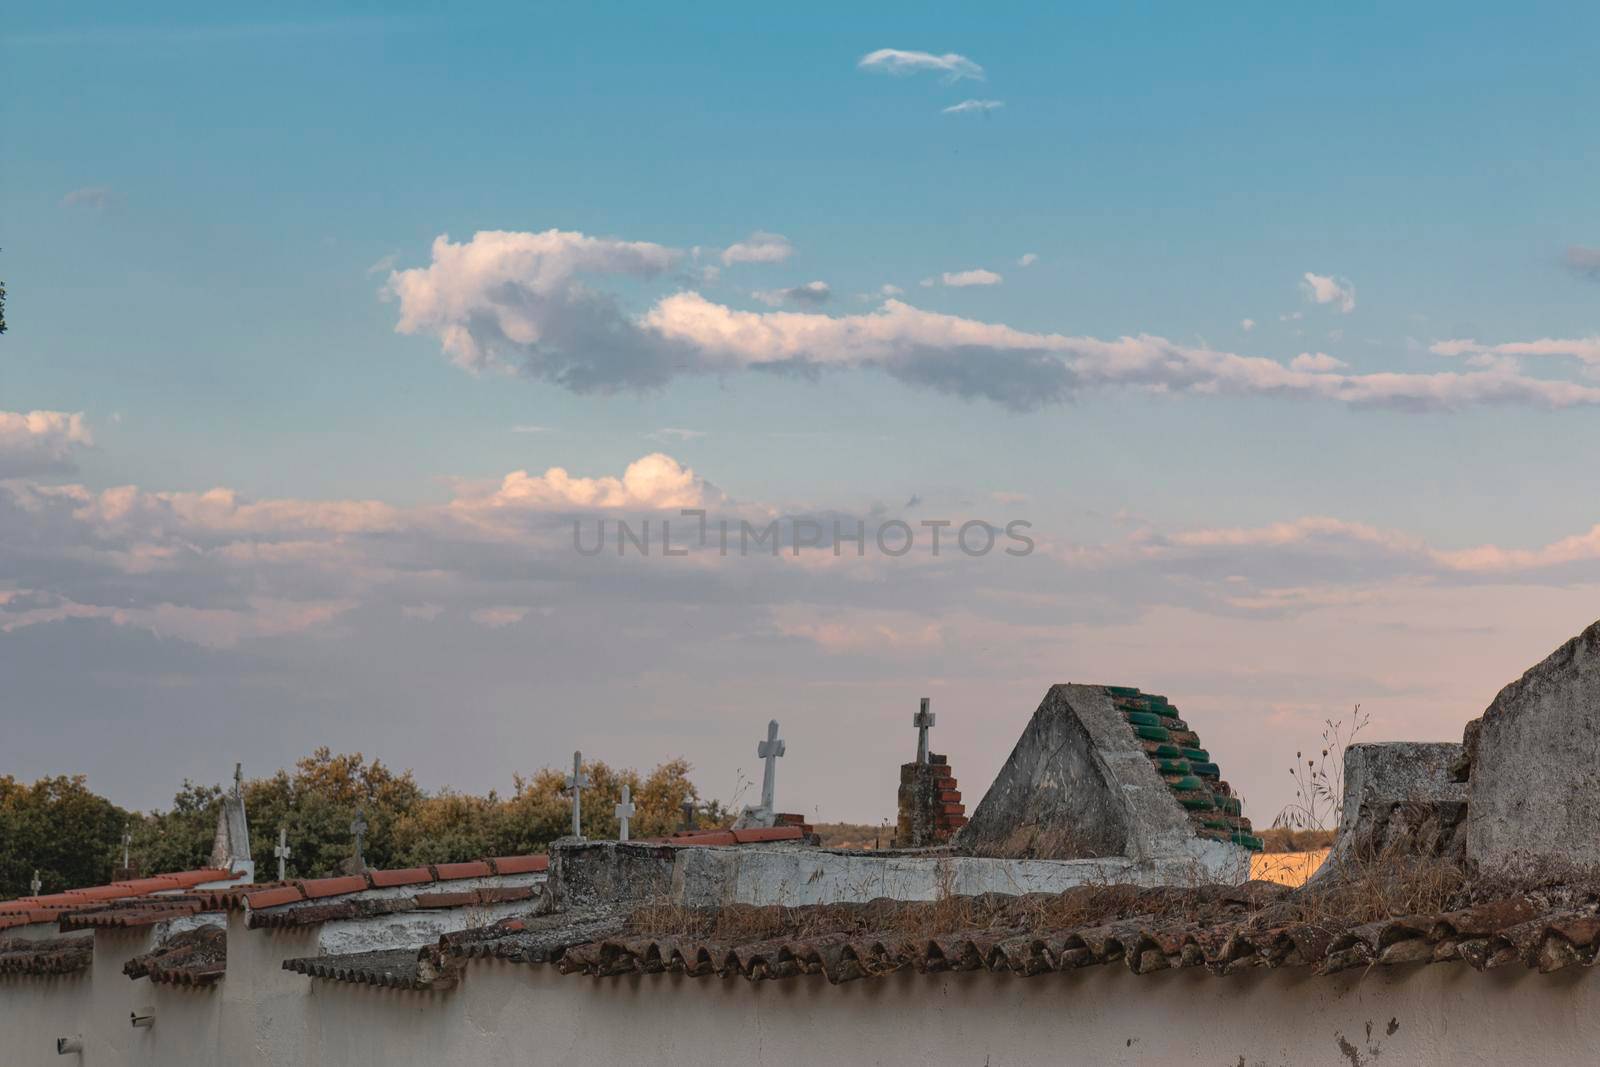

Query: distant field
left=812, top=821, right=892, bottom=849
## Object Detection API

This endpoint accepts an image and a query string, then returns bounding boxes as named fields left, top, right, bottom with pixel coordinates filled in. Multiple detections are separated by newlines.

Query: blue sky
left=3, top=4, right=1599, bottom=821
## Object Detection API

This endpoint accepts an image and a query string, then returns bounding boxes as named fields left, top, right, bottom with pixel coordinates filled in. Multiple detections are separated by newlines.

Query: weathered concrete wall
left=671, top=842, right=1249, bottom=907
left=10, top=947, right=1600, bottom=1065
left=1466, top=619, right=1600, bottom=876
left=1313, top=741, right=1467, bottom=884
left=959, top=684, right=1135, bottom=858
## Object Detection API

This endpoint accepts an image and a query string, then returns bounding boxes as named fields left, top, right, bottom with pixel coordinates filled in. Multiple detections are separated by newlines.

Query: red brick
left=434, top=861, right=493, bottom=881
left=368, top=867, right=434, bottom=888
left=943, top=815, right=969, bottom=828
left=244, top=886, right=304, bottom=910
left=933, top=777, right=957, bottom=790
left=939, top=803, right=965, bottom=815
left=938, top=790, right=962, bottom=803
left=298, top=875, right=370, bottom=899
left=488, top=855, right=549, bottom=875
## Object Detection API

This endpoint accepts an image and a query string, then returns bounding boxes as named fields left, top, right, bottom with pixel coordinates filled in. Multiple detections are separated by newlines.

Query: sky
left=3, top=3, right=1599, bottom=824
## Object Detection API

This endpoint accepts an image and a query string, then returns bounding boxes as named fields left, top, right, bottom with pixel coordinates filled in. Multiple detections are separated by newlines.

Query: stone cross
left=680, top=799, right=698, bottom=832
left=233, top=762, right=244, bottom=800
left=914, top=697, right=936, bottom=765
left=122, top=831, right=132, bottom=870
left=614, top=784, right=637, bottom=842
left=565, top=751, right=591, bottom=839
left=349, top=809, right=368, bottom=872
left=274, top=826, right=292, bottom=881
left=757, top=719, right=785, bottom=815
left=30, top=870, right=41, bottom=897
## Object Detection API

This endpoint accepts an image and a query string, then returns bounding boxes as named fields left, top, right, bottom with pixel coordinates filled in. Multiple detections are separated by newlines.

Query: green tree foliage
left=2, top=751, right=723, bottom=895
left=0, top=776, right=130, bottom=898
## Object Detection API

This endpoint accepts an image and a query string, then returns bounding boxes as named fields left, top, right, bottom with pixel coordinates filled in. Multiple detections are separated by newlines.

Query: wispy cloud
left=1017, top=253, right=1039, bottom=268
left=938, top=268, right=1003, bottom=288
left=942, top=99, right=1003, bottom=115
left=720, top=231, right=792, bottom=266
left=366, top=252, right=398, bottom=276
left=1431, top=337, right=1600, bottom=375
left=60, top=186, right=114, bottom=210
left=1564, top=245, right=1600, bottom=280
left=857, top=48, right=984, bottom=83
left=1241, top=318, right=1256, bottom=333
left=1301, top=272, right=1356, bottom=314
left=751, top=281, right=831, bottom=307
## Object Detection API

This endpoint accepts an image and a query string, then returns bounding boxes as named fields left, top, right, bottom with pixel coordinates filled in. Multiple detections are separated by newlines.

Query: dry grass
left=1258, top=827, right=1336, bottom=853
left=811, top=822, right=889, bottom=850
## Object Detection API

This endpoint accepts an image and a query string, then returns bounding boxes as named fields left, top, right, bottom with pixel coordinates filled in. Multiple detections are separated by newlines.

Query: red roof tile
left=730, top=827, right=805, bottom=845
left=368, top=866, right=435, bottom=888
left=669, top=830, right=738, bottom=846
left=488, top=855, right=549, bottom=875
left=244, top=886, right=305, bottom=910
left=434, top=861, right=493, bottom=881
left=298, top=876, right=370, bottom=900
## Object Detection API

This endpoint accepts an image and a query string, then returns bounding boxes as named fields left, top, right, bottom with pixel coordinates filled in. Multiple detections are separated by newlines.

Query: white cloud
left=388, top=228, right=1600, bottom=413
left=720, top=231, right=793, bottom=266
left=942, top=99, right=1003, bottom=115
left=1289, top=352, right=1348, bottom=373
left=751, top=280, right=831, bottom=306
left=456, top=453, right=712, bottom=512
left=880, top=284, right=905, bottom=297
left=366, top=252, right=398, bottom=276
left=649, top=427, right=707, bottom=441
left=0, top=410, right=93, bottom=477
left=60, top=186, right=113, bottom=209
left=857, top=48, right=983, bottom=83
left=1301, top=272, right=1357, bottom=314
left=1017, top=253, right=1039, bottom=268
left=1241, top=318, right=1256, bottom=332
left=1431, top=337, right=1600, bottom=376
left=939, top=268, right=1003, bottom=287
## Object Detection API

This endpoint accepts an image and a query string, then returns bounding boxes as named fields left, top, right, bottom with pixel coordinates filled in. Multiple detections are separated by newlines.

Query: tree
left=0, top=775, right=130, bottom=898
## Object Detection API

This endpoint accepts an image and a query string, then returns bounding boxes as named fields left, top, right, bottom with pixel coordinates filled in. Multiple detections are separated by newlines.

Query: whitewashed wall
left=7, top=918, right=1600, bottom=1066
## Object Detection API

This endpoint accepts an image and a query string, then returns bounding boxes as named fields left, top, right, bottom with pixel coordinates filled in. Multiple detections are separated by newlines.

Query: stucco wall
left=9, top=942, right=1600, bottom=1065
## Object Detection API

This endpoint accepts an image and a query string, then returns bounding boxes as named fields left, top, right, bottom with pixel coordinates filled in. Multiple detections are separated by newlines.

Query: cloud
left=720, top=232, right=793, bottom=266
left=0, top=410, right=93, bottom=477
left=60, top=186, right=114, bottom=210
left=1289, top=352, right=1348, bottom=373
left=455, top=453, right=713, bottom=512
left=880, top=284, right=905, bottom=297
left=510, top=424, right=557, bottom=434
left=470, top=605, right=529, bottom=628
left=1017, top=253, right=1039, bottom=268
left=1301, top=272, right=1356, bottom=314
left=751, top=281, right=831, bottom=307
left=938, top=268, right=1003, bottom=288
left=366, top=252, right=398, bottom=275
left=389, top=228, right=1600, bottom=412
left=1241, top=318, right=1256, bottom=333
left=942, top=99, right=1003, bottom=115
left=1431, top=336, right=1600, bottom=376
left=857, top=48, right=984, bottom=83
left=649, top=428, right=707, bottom=442
left=1563, top=246, right=1600, bottom=280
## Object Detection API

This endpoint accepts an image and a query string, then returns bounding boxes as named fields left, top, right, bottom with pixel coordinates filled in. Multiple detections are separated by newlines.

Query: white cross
left=914, top=697, right=936, bottom=765
left=565, top=751, right=592, bottom=839
left=30, top=870, right=41, bottom=897
left=757, top=719, right=785, bottom=814
left=614, top=784, right=637, bottom=842
left=122, top=831, right=132, bottom=870
left=274, top=827, right=292, bottom=881
left=350, top=809, right=368, bottom=871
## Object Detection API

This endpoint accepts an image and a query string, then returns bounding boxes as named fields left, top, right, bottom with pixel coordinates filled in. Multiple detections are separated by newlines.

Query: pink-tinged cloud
left=386, top=229, right=1600, bottom=413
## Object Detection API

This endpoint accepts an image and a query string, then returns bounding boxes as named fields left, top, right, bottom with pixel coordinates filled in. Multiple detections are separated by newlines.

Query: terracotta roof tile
left=730, top=827, right=806, bottom=844
left=0, top=935, right=93, bottom=977
left=58, top=900, right=204, bottom=931
left=488, top=855, right=549, bottom=875
left=368, top=866, right=435, bottom=888
left=244, top=886, right=305, bottom=910
left=434, top=861, right=493, bottom=881
left=124, top=925, right=226, bottom=987
left=298, top=875, right=370, bottom=900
